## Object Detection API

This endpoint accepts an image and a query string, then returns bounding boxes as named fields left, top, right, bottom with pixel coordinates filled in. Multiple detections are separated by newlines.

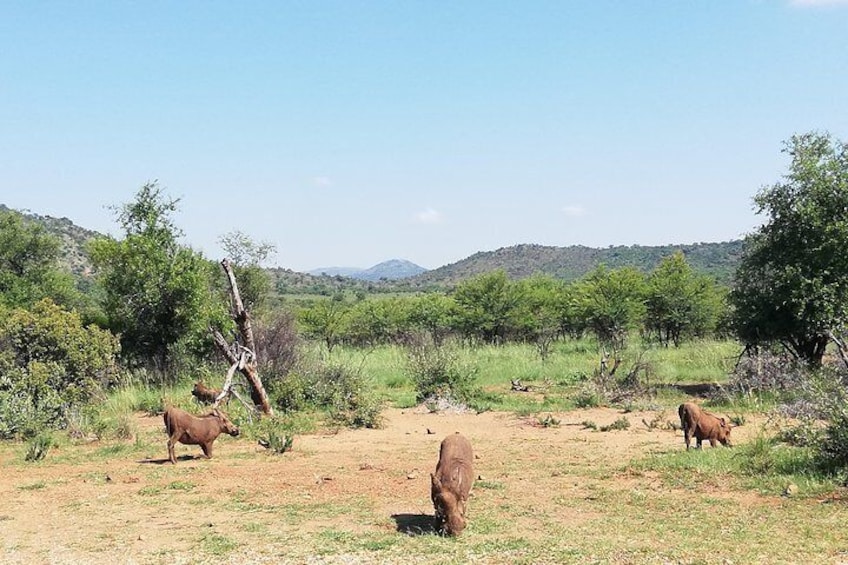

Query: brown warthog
left=431, top=432, right=475, bottom=536
left=191, top=381, right=221, bottom=404
left=678, top=402, right=732, bottom=450
left=163, top=406, right=240, bottom=464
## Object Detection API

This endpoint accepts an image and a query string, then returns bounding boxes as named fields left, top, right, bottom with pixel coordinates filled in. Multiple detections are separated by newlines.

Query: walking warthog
left=678, top=402, right=732, bottom=450
left=163, top=406, right=240, bottom=464
left=190, top=381, right=221, bottom=404
left=431, top=433, right=475, bottom=536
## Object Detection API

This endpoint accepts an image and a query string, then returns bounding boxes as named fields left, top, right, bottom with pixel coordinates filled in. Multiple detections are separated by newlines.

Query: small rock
left=407, top=471, right=418, bottom=480
left=783, top=483, right=799, bottom=497
left=105, top=475, right=112, bottom=483
left=426, top=428, right=435, bottom=435
left=137, top=535, right=145, bottom=541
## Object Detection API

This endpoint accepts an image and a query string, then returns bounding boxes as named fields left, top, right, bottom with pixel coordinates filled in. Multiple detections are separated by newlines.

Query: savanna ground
left=3, top=402, right=848, bottom=565
left=4, top=340, right=848, bottom=564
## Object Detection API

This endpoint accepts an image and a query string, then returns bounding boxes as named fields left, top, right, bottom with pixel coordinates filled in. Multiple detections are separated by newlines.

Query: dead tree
left=211, top=258, right=273, bottom=415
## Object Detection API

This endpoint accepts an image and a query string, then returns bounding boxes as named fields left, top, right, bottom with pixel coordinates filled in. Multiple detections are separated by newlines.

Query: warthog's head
left=431, top=473, right=467, bottom=536
left=212, top=409, right=240, bottom=437
left=717, top=418, right=732, bottom=446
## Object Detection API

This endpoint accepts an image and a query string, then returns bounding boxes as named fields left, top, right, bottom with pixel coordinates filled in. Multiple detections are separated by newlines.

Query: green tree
left=514, top=275, right=567, bottom=359
left=343, top=297, right=411, bottom=347
left=578, top=266, right=647, bottom=355
left=645, top=251, right=723, bottom=346
left=0, top=209, right=78, bottom=309
left=730, top=132, right=848, bottom=366
left=452, top=270, right=521, bottom=344
left=298, top=295, right=349, bottom=353
left=408, top=292, right=456, bottom=346
left=89, top=182, right=216, bottom=373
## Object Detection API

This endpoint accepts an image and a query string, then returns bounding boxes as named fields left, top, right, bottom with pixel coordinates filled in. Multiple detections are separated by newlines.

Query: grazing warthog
left=431, top=433, right=475, bottom=536
left=191, top=381, right=221, bottom=404
left=678, top=402, right=732, bottom=450
left=163, top=406, right=239, bottom=464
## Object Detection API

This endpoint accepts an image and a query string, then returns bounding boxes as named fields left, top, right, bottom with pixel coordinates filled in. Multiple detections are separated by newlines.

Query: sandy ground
left=0, top=406, right=787, bottom=564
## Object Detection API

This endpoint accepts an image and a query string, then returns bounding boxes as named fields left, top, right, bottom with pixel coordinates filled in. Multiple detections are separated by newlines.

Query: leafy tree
left=408, top=292, right=456, bottom=346
left=0, top=209, right=78, bottom=309
left=89, top=182, right=217, bottom=373
left=645, top=251, right=723, bottom=346
left=218, top=230, right=276, bottom=313
left=452, top=270, right=521, bottom=344
left=298, top=294, right=349, bottom=353
left=0, top=299, right=120, bottom=438
left=577, top=266, right=647, bottom=355
left=514, top=275, right=568, bottom=359
left=730, top=132, right=848, bottom=366
left=343, top=297, right=412, bottom=347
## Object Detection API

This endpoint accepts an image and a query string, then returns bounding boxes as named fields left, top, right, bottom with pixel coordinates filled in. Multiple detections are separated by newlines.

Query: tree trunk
left=212, top=258, right=273, bottom=415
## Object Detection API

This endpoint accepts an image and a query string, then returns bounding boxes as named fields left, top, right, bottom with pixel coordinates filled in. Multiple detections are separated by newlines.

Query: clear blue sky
left=2, top=1, right=847, bottom=272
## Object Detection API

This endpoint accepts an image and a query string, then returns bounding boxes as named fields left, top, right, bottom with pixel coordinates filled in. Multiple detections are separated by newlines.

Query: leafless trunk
left=211, top=258, right=273, bottom=415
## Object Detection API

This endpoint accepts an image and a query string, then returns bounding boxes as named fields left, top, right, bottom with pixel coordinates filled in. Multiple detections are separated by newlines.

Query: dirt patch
left=0, top=407, right=817, bottom=564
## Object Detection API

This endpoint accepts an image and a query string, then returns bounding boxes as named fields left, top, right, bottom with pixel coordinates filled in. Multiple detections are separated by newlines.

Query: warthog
left=191, top=381, right=221, bottom=404
left=431, top=433, right=475, bottom=536
left=678, top=402, right=732, bottom=450
left=163, top=406, right=240, bottom=464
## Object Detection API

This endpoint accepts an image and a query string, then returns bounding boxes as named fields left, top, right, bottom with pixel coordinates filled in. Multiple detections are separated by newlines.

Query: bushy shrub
left=405, top=341, right=479, bottom=405
left=268, top=362, right=382, bottom=429
left=0, top=362, right=70, bottom=439
left=0, top=299, right=120, bottom=438
left=727, top=351, right=806, bottom=397
left=25, top=432, right=56, bottom=462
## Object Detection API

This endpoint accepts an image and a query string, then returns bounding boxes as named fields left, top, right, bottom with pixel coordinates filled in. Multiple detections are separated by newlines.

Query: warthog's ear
left=720, top=418, right=727, bottom=427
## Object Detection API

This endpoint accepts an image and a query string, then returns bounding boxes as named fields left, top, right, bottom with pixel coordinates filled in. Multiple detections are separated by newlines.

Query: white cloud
left=562, top=205, right=587, bottom=217
left=789, top=0, right=848, bottom=6
left=311, top=176, right=333, bottom=187
left=414, top=207, right=443, bottom=224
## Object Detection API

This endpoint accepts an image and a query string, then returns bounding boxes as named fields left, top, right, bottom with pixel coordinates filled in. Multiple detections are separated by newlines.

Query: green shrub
left=405, top=342, right=479, bottom=404
left=600, top=417, right=631, bottom=432
left=25, top=432, right=56, bottom=462
left=0, top=299, right=120, bottom=438
left=268, top=362, right=382, bottom=429
left=573, top=384, right=603, bottom=408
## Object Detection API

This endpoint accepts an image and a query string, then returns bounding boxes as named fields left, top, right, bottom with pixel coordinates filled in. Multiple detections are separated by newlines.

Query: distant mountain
left=307, top=266, right=363, bottom=278
left=309, top=259, right=427, bottom=281
left=389, top=241, right=746, bottom=290
left=3, top=203, right=746, bottom=296
left=356, top=259, right=428, bottom=281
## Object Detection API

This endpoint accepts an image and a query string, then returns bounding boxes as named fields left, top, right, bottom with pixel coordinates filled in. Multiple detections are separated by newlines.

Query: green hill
left=387, top=241, right=744, bottom=290
left=2, top=204, right=745, bottom=295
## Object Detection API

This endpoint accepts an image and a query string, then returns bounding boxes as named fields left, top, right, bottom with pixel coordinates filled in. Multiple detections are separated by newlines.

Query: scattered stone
left=783, top=483, right=799, bottom=497
left=426, top=428, right=435, bottom=435
left=407, top=471, right=419, bottom=480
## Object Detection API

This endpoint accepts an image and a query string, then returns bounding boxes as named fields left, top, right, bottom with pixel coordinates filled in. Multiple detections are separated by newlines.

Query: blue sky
left=2, top=1, right=847, bottom=271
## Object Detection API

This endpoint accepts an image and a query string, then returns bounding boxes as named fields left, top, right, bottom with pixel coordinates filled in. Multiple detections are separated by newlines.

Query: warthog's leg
left=167, top=436, right=178, bottom=464
left=200, top=442, right=213, bottom=459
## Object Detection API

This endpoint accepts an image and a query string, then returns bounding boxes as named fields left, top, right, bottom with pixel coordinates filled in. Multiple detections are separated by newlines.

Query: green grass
left=631, top=434, right=836, bottom=497
left=327, top=338, right=740, bottom=414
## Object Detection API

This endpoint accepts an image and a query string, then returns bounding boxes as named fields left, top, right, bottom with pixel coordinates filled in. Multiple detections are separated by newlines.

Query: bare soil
left=0, top=407, right=844, bottom=564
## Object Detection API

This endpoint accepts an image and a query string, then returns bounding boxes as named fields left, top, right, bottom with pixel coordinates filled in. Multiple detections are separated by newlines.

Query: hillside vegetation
left=2, top=204, right=745, bottom=295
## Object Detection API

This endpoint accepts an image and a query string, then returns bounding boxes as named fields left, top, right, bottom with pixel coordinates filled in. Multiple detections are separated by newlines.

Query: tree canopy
left=730, top=132, right=848, bottom=366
